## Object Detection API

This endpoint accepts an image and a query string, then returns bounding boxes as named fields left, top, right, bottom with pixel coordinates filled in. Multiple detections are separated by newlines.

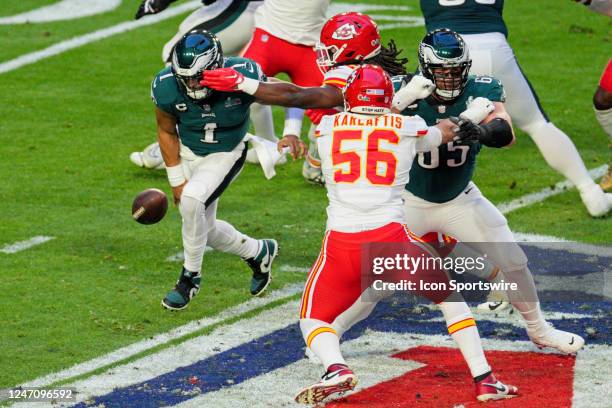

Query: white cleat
left=579, top=184, right=611, bottom=217
left=477, top=301, right=511, bottom=313
left=476, top=290, right=511, bottom=313
left=527, top=323, right=585, bottom=354
left=130, top=142, right=165, bottom=169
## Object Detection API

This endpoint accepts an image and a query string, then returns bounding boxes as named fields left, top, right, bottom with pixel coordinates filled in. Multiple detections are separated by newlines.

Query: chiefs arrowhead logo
left=332, top=23, right=358, bottom=40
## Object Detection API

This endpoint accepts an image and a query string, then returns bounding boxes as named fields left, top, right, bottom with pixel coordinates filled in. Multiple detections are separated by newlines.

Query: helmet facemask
left=315, top=42, right=347, bottom=73
left=172, top=30, right=223, bottom=100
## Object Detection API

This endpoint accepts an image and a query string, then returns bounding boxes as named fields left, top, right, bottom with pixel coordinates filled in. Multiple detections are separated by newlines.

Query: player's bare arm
left=200, top=68, right=343, bottom=108
left=155, top=107, right=185, bottom=203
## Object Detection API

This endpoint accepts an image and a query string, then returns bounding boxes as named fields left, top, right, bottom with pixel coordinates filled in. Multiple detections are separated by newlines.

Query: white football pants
left=462, top=32, right=598, bottom=192
left=179, top=142, right=258, bottom=272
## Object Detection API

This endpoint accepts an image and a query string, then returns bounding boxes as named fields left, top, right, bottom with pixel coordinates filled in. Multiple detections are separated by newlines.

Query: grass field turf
left=0, top=0, right=609, bottom=390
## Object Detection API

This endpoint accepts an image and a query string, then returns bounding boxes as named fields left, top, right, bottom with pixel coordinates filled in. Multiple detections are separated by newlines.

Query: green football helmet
left=418, top=28, right=472, bottom=101
left=171, top=29, right=223, bottom=100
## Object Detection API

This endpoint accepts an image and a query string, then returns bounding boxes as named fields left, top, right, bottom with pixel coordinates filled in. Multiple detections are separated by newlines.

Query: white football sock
left=179, top=195, right=210, bottom=272
left=503, top=266, right=548, bottom=334
left=594, top=107, right=612, bottom=140
left=207, top=219, right=259, bottom=259
left=301, top=319, right=346, bottom=369
left=438, top=299, right=491, bottom=378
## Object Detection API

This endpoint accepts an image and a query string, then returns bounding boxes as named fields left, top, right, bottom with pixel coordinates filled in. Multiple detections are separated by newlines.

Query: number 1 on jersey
left=201, top=122, right=218, bottom=144
left=332, top=129, right=399, bottom=185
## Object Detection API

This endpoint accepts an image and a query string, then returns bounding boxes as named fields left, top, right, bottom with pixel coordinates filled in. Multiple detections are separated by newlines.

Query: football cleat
left=130, top=142, right=166, bottom=169
left=477, top=300, right=511, bottom=313
left=244, top=239, right=278, bottom=296
left=476, top=290, right=511, bottom=313
left=579, top=183, right=611, bottom=217
left=600, top=164, right=612, bottom=191
left=295, top=364, right=358, bottom=404
left=162, top=267, right=201, bottom=311
left=475, top=373, right=518, bottom=402
left=527, top=323, right=585, bottom=354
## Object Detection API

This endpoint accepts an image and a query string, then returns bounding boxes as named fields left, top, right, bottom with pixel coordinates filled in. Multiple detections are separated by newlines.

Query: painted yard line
left=166, top=247, right=212, bottom=262
left=0, top=0, right=121, bottom=25
left=19, top=283, right=302, bottom=389
left=0, top=236, right=55, bottom=254
left=279, top=264, right=311, bottom=273
left=18, top=301, right=303, bottom=407
left=513, top=232, right=612, bottom=257
left=498, top=165, right=608, bottom=215
left=0, top=2, right=421, bottom=75
left=0, top=1, right=202, bottom=74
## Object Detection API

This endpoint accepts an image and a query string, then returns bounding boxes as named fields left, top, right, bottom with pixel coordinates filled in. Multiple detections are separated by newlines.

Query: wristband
left=166, top=163, right=186, bottom=187
left=283, top=118, right=303, bottom=137
left=236, top=77, right=260, bottom=95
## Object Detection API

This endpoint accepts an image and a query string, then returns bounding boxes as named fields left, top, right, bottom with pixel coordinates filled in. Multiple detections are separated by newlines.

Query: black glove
left=449, top=117, right=483, bottom=142
left=449, top=116, right=513, bottom=147
left=202, top=0, right=218, bottom=4
left=135, top=0, right=176, bottom=19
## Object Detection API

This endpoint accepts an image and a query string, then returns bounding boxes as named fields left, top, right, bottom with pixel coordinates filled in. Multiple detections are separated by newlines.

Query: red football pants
left=300, top=223, right=451, bottom=324
left=242, top=28, right=323, bottom=86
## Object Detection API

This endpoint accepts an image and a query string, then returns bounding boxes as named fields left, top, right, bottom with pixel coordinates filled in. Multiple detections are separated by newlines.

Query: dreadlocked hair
left=366, top=39, right=409, bottom=76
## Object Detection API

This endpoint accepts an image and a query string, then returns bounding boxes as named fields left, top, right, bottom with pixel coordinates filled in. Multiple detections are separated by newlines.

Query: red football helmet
left=343, top=64, right=393, bottom=115
left=316, top=12, right=381, bottom=72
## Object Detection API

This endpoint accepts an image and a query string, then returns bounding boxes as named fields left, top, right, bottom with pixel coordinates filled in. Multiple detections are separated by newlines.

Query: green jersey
left=151, top=56, right=265, bottom=156
left=420, top=0, right=507, bottom=37
left=393, top=75, right=505, bottom=203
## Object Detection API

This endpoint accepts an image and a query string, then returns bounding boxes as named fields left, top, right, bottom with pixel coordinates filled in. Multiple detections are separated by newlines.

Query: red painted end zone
left=326, top=346, right=575, bottom=407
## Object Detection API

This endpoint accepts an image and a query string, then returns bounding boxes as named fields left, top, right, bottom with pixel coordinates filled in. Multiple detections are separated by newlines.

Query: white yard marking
left=279, top=264, right=311, bottom=273
left=173, top=331, right=425, bottom=408
left=16, top=300, right=303, bottom=407
left=166, top=247, right=212, bottom=262
left=0, top=2, right=423, bottom=75
left=0, top=236, right=55, bottom=254
left=498, top=165, right=608, bottom=215
left=19, top=284, right=302, bottom=390
left=0, top=1, right=202, bottom=74
left=513, top=232, right=612, bottom=257
left=0, top=0, right=121, bottom=24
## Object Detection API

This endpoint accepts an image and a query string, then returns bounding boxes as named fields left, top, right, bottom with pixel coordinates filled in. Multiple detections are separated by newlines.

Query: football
left=131, top=188, right=168, bottom=225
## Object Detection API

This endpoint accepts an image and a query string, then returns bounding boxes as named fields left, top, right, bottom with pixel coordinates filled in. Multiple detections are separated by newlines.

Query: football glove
left=450, top=117, right=482, bottom=142
left=392, top=75, right=435, bottom=111
left=450, top=116, right=513, bottom=147
left=200, top=68, right=245, bottom=91
left=459, top=97, right=495, bottom=124
left=135, top=0, right=176, bottom=19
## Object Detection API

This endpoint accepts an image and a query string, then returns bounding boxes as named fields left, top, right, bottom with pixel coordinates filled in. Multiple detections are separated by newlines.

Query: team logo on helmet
left=332, top=23, right=358, bottom=40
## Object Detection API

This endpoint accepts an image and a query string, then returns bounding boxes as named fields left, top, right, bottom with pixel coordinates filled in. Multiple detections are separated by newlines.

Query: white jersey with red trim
left=254, top=0, right=330, bottom=46
left=316, top=112, right=441, bottom=232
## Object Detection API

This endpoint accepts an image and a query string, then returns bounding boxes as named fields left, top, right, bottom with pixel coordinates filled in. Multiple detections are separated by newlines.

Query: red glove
left=305, top=108, right=338, bottom=125
left=200, top=68, right=245, bottom=91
